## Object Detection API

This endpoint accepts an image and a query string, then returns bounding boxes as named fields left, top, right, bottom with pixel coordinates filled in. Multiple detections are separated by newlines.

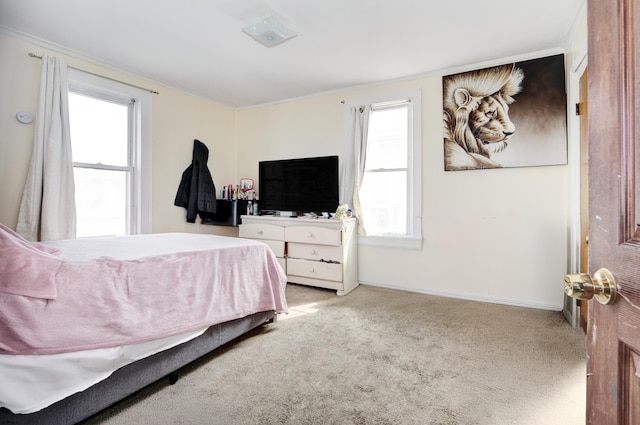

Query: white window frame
left=344, top=89, right=422, bottom=249
left=68, top=69, right=152, bottom=235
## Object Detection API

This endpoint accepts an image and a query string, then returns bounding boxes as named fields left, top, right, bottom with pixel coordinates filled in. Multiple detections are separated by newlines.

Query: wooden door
left=587, top=0, right=640, bottom=422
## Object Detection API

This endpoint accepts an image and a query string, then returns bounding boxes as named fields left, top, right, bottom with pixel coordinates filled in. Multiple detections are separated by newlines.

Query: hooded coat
left=174, top=139, right=217, bottom=223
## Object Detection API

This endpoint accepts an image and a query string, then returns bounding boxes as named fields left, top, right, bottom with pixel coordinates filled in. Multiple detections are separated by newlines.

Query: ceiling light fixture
left=242, top=16, right=297, bottom=47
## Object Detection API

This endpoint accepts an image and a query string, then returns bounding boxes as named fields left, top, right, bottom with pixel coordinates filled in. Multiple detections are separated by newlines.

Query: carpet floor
left=82, top=283, right=586, bottom=425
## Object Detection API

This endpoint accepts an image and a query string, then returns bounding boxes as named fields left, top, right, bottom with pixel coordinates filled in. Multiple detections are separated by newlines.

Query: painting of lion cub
left=443, top=54, right=567, bottom=171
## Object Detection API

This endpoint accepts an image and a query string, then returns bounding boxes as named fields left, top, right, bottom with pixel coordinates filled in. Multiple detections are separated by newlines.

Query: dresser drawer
left=288, top=243, right=341, bottom=263
left=239, top=223, right=284, bottom=241
left=287, top=258, right=343, bottom=282
left=277, top=257, right=287, bottom=273
left=261, top=240, right=285, bottom=258
left=285, top=226, right=341, bottom=246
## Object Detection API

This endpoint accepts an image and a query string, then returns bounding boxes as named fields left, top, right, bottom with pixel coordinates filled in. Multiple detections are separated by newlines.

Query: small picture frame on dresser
left=240, top=178, right=254, bottom=192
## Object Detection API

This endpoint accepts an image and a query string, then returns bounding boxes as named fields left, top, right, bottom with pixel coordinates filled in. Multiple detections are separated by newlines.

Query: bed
left=0, top=224, right=288, bottom=424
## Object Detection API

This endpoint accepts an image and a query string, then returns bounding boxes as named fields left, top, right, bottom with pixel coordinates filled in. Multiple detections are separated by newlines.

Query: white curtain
left=17, top=55, right=76, bottom=241
left=340, top=104, right=370, bottom=235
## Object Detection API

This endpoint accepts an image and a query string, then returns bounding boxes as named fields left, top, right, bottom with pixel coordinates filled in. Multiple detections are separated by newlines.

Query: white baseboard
left=358, top=280, right=563, bottom=312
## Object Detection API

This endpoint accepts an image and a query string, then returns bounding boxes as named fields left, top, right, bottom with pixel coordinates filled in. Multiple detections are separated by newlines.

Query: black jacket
left=174, top=139, right=217, bottom=223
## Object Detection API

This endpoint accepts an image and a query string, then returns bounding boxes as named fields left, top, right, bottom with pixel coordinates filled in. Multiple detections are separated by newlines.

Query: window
left=68, top=93, right=132, bottom=237
left=67, top=69, right=152, bottom=237
left=345, top=90, right=422, bottom=249
left=360, top=102, right=409, bottom=236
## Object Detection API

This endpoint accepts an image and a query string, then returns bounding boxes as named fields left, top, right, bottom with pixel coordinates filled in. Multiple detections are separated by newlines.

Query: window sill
left=358, top=234, right=422, bottom=250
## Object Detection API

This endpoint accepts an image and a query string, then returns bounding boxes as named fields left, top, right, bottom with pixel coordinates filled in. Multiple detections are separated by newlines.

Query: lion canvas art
left=443, top=54, right=567, bottom=171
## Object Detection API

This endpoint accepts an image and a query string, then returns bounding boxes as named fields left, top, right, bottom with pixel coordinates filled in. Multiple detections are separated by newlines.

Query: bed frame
left=0, top=310, right=275, bottom=425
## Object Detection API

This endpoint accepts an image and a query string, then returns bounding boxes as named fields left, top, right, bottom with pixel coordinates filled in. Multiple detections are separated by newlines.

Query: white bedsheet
left=0, top=328, right=206, bottom=414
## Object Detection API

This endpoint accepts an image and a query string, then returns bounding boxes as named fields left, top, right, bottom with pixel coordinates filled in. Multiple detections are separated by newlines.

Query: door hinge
left=576, top=103, right=582, bottom=116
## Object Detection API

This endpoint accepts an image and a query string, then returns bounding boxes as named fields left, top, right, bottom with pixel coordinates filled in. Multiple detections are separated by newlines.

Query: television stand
left=239, top=216, right=358, bottom=295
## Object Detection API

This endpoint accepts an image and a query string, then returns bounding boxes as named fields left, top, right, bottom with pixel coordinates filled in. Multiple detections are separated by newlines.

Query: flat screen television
left=258, top=155, right=339, bottom=215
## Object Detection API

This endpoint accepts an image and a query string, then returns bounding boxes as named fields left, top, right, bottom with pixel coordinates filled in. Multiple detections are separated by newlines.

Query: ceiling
left=0, top=0, right=585, bottom=109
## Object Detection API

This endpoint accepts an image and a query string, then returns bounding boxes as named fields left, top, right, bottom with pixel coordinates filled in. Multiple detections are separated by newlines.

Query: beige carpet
left=82, top=284, right=586, bottom=425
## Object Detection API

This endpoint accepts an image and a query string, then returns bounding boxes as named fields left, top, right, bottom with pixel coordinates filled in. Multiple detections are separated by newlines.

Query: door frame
left=579, top=68, right=589, bottom=331
left=565, top=43, right=589, bottom=329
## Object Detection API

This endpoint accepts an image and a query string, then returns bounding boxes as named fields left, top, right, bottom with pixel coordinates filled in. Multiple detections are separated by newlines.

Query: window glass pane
left=365, top=106, right=408, bottom=170
left=74, top=168, right=127, bottom=237
left=360, top=170, right=407, bottom=235
left=69, top=93, right=129, bottom=166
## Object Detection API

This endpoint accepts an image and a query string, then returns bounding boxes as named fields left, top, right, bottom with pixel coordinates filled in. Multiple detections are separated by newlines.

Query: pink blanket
left=0, top=225, right=288, bottom=355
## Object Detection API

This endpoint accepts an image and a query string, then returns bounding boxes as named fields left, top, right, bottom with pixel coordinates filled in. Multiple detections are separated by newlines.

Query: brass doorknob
left=564, top=268, right=617, bottom=305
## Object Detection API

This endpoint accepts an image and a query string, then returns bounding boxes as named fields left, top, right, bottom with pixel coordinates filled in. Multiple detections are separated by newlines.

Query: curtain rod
left=28, top=53, right=159, bottom=95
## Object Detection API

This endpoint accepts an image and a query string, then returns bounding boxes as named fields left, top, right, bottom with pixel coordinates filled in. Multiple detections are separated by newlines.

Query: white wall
left=236, top=7, right=588, bottom=310
left=237, top=72, right=571, bottom=310
left=0, top=31, right=239, bottom=237
left=0, top=34, right=40, bottom=230
left=1, top=9, right=588, bottom=310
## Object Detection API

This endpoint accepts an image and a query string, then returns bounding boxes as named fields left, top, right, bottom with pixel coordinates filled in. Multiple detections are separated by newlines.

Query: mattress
left=0, top=328, right=207, bottom=414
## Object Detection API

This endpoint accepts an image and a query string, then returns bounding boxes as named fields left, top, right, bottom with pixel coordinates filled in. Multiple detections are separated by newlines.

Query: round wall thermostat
left=16, top=112, right=34, bottom=124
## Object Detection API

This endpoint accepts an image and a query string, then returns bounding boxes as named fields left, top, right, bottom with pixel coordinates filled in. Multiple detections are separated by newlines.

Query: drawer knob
left=311, top=249, right=317, bottom=255
left=257, top=230, right=264, bottom=235
left=308, top=232, right=315, bottom=238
